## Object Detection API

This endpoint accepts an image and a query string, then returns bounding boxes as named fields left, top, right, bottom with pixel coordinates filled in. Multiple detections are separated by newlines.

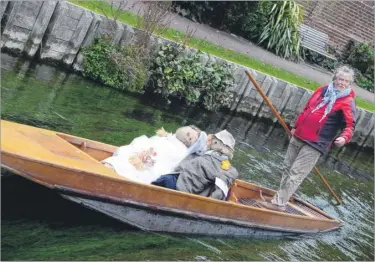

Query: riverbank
left=75, top=0, right=375, bottom=109
left=1, top=1, right=373, bottom=150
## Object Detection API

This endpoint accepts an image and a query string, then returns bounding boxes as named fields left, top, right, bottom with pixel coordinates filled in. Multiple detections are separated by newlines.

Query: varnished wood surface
left=1, top=120, right=342, bottom=233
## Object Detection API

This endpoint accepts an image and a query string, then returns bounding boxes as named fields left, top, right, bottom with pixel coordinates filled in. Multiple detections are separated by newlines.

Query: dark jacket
left=175, top=152, right=238, bottom=200
left=294, top=85, right=356, bottom=154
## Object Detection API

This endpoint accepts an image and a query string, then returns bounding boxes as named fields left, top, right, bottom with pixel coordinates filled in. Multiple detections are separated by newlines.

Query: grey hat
left=214, top=130, right=235, bottom=151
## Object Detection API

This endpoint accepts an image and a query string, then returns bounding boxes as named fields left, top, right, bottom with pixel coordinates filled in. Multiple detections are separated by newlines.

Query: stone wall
left=297, top=0, right=374, bottom=51
left=0, top=1, right=373, bottom=150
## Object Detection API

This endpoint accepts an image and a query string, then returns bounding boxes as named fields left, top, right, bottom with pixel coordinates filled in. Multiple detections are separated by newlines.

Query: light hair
left=156, top=127, right=170, bottom=137
left=175, top=126, right=199, bottom=147
left=333, top=65, right=355, bottom=83
left=189, top=125, right=201, bottom=134
left=210, top=138, right=234, bottom=159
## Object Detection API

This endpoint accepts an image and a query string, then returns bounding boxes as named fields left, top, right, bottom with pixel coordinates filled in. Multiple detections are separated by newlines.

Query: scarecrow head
left=209, top=130, right=235, bottom=159
left=175, top=125, right=201, bottom=147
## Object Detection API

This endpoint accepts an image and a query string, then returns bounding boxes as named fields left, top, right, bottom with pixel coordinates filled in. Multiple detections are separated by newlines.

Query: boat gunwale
left=1, top=149, right=341, bottom=225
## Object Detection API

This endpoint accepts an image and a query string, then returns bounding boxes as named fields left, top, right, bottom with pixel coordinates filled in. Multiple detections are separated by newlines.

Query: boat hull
left=1, top=170, right=322, bottom=238
left=60, top=193, right=303, bottom=238
left=1, top=120, right=343, bottom=237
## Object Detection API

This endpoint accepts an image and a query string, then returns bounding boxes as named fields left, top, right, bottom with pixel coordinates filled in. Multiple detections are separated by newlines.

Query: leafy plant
left=238, top=1, right=274, bottom=41
left=172, top=1, right=224, bottom=24
left=356, top=72, right=374, bottom=92
left=172, top=1, right=272, bottom=42
left=341, top=40, right=374, bottom=92
left=111, top=44, right=148, bottom=92
left=82, top=37, right=148, bottom=92
left=148, top=44, right=235, bottom=111
left=341, top=41, right=374, bottom=76
left=258, top=0, right=303, bottom=61
left=302, top=48, right=338, bottom=72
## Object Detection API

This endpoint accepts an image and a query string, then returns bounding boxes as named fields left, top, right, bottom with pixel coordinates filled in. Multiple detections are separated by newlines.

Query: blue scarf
left=187, top=131, right=207, bottom=156
left=312, top=83, right=352, bottom=122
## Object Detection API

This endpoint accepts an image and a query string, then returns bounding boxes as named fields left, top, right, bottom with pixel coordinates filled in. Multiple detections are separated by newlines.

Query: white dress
left=102, top=134, right=191, bottom=184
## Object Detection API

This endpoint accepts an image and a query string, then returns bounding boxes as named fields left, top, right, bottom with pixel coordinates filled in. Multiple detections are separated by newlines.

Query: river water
left=1, top=53, right=374, bottom=261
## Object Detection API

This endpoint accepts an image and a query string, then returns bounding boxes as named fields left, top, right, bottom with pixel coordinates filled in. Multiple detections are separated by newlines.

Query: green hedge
left=83, top=38, right=235, bottom=111
left=82, top=37, right=147, bottom=92
left=148, top=44, right=235, bottom=111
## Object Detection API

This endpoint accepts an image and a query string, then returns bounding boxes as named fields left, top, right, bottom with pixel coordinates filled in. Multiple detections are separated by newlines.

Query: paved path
left=108, top=0, right=374, bottom=102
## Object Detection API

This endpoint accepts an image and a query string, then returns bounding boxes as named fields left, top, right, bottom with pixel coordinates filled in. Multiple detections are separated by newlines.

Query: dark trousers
left=151, top=174, right=179, bottom=190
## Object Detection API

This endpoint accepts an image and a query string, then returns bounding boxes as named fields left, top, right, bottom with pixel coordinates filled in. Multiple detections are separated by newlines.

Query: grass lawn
left=70, top=1, right=374, bottom=111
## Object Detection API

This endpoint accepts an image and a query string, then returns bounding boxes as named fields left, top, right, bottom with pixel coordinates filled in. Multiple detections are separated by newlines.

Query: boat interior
left=56, top=132, right=335, bottom=220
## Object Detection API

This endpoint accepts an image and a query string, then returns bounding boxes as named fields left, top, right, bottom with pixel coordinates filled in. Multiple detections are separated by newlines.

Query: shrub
left=82, top=37, right=148, bottom=92
left=302, top=40, right=374, bottom=92
left=172, top=1, right=272, bottom=42
left=173, top=1, right=234, bottom=25
left=356, top=72, right=374, bottom=92
left=148, top=44, right=235, bottom=111
left=239, top=2, right=274, bottom=41
left=341, top=40, right=374, bottom=74
left=341, top=40, right=374, bottom=92
left=173, top=1, right=304, bottom=59
left=258, top=0, right=303, bottom=61
left=302, top=48, right=338, bottom=72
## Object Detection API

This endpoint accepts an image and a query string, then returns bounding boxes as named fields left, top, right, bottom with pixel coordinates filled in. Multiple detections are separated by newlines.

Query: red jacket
left=294, top=85, right=356, bottom=155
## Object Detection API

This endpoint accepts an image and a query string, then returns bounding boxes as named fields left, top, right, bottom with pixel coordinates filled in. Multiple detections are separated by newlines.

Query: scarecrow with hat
left=153, top=130, right=238, bottom=200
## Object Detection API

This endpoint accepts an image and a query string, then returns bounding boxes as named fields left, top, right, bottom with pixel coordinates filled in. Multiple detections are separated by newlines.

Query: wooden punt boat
left=1, top=120, right=343, bottom=238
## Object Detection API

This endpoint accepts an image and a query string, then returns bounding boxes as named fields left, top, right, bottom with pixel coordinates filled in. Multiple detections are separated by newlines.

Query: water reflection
left=1, top=52, right=374, bottom=261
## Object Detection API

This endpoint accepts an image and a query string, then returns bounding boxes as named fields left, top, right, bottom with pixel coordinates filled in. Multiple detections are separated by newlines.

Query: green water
left=1, top=53, right=374, bottom=261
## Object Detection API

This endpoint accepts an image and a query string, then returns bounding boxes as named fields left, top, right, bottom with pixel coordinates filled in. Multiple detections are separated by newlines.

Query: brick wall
left=297, top=0, right=374, bottom=52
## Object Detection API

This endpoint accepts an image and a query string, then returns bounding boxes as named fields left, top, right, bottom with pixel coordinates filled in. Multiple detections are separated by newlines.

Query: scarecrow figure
left=102, top=125, right=208, bottom=184
left=153, top=130, right=238, bottom=200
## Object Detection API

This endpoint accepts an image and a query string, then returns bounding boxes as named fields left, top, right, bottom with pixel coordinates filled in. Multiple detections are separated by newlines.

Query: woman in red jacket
left=258, top=65, right=357, bottom=211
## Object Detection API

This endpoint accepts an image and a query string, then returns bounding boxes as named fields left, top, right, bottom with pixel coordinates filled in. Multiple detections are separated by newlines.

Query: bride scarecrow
left=102, top=125, right=208, bottom=184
